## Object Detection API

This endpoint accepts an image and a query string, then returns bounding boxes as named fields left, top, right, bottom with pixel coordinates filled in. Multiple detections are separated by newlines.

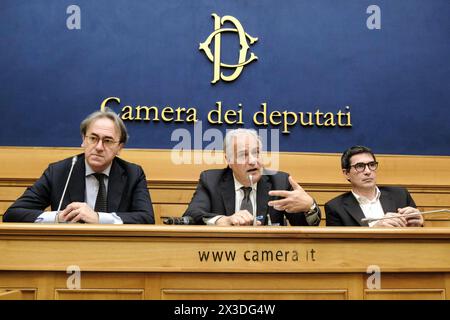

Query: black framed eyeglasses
left=349, top=161, right=378, bottom=173
left=85, top=135, right=119, bottom=148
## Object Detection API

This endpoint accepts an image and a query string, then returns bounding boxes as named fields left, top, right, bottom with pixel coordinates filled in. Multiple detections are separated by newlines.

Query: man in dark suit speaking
left=183, top=129, right=321, bottom=226
left=4, top=109, right=154, bottom=224
left=325, top=145, right=423, bottom=227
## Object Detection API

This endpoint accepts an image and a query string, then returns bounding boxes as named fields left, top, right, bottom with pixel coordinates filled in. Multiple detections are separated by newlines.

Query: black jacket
left=4, top=154, right=154, bottom=224
left=183, top=168, right=321, bottom=226
left=325, top=186, right=416, bottom=226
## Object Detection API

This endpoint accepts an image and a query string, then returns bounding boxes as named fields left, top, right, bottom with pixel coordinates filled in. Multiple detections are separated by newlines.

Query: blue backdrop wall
left=1, top=0, right=449, bottom=155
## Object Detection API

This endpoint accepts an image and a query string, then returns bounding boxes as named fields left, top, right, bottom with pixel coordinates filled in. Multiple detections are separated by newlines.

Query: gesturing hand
left=268, top=176, right=314, bottom=213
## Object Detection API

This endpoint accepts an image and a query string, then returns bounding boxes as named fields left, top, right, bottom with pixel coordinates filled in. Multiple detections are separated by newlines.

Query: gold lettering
left=345, top=111, right=352, bottom=126
left=236, top=103, right=243, bottom=124
left=282, top=111, right=298, bottom=133
left=121, top=106, right=134, bottom=120
left=224, top=109, right=237, bottom=124
left=337, top=106, right=352, bottom=126
left=161, top=107, right=174, bottom=122
left=269, top=111, right=282, bottom=125
left=175, top=107, right=186, bottom=122
left=299, top=112, right=313, bottom=126
left=315, top=110, right=324, bottom=126
left=100, top=96, right=120, bottom=111
left=337, top=110, right=345, bottom=126
left=199, top=14, right=258, bottom=84
left=253, top=103, right=268, bottom=126
left=100, top=97, right=198, bottom=124
left=101, top=98, right=353, bottom=132
left=185, top=108, right=198, bottom=123
left=135, top=106, right=159, bottom=121
left=208, top=101, right=223, bottom=124
left=323, top=112, right=336, bottom=126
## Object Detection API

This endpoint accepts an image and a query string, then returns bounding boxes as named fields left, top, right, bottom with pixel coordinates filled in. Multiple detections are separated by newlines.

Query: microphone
left=248, top=174, right=257, bottom=226
left=161, top=216, right=195, bottom=225
left=55, top=156, right=78, bottom=223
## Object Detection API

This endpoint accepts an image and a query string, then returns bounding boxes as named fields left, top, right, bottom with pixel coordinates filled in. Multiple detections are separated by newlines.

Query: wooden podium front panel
left=0, top=224, right=449, bottom=300
left=158, top=273, right=360, bottom=300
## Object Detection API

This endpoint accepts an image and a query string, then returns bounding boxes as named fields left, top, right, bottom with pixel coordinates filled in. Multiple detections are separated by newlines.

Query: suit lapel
left=220, top=169, right=236, bottom=215
left=106, top=159, right=126, bottom=212
left=67, top=156, right=86, bottom=205
left=380, top=188, right=397, bottom=214
left=343, top=194, right=368, bottom=226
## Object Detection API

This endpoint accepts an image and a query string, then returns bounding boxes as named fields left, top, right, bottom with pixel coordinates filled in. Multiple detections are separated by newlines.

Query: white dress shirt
left=206, top=175, right=257, bottom=225
left=352, top=187, right=384, bottom=227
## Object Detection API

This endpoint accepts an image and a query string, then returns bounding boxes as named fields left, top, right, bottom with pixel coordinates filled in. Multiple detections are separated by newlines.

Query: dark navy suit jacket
left=4, top=154, right=154, bottom=224
left=183, top=168, right=321, bottom=226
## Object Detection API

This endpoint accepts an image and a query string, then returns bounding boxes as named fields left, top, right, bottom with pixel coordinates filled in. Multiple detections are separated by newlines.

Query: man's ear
left=342, top=169, right=351, bottom=182
left=81, top=135, right=85, bottom=148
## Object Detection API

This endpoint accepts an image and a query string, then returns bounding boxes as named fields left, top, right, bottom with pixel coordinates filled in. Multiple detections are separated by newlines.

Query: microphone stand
left=55, top=156, right=78, bottom=223
left=248, top=174, right=257, bottom=226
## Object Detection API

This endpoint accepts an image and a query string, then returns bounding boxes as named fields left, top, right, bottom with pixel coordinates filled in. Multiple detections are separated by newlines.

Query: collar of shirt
left=85, top=160, right=112, bottom=177
left=352, top=186, right=381, bottom=205
left=232, top=174, right=257, bottom=192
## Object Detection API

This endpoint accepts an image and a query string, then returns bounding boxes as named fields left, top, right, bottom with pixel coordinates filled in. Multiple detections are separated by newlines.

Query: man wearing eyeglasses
left=324, top=145, right=423, bottom=227
left=4, top=109, right=154, bottom=224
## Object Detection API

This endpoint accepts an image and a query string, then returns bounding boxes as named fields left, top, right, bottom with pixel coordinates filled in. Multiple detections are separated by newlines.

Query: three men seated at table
left=3, top=112, right=422, bottom=228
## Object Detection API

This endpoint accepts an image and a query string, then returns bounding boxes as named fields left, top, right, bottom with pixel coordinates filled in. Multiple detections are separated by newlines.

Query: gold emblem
left=199, top=13, right=258, bottom=84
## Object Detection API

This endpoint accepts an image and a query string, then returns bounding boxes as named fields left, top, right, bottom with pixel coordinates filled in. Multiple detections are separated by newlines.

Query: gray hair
left=223, top=128, right=261, bottom=159
left=80, top=108, right=129, bottom=144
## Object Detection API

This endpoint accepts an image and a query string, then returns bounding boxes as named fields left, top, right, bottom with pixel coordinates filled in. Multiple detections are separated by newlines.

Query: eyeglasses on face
left=85, top=135, right=119, bottom=148
left=349, top=161, right=378, bottom=172
left=236, top=149, right=260, bottom=162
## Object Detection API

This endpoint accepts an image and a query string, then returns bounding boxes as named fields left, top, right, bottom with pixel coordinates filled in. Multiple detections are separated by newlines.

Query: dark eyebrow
left=89, top=133, right=115, bottom=140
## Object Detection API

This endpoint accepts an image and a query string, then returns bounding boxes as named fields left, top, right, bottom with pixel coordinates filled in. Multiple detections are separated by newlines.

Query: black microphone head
left=161, top=216, right=194, bottom=225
